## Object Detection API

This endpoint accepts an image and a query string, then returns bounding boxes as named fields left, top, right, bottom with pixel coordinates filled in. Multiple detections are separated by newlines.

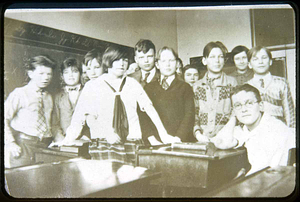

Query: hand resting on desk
left=148, top=134, right=181, bottom=146
left=49, top=139, right=90, bottom=147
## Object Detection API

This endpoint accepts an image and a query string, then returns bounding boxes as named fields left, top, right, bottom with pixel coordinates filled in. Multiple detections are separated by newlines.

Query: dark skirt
left=89, top=138, right=144, bottom=165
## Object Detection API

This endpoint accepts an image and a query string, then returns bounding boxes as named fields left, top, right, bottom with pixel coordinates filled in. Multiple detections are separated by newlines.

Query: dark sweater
left=141, top=77, right=197, bottom=142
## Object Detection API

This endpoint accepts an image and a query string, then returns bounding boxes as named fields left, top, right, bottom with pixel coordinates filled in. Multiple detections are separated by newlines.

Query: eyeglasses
left=233, top=100, right=258, bottom=110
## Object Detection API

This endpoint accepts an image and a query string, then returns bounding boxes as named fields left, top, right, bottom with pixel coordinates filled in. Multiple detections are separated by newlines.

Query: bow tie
left=67, top=87, right=78, bottom=92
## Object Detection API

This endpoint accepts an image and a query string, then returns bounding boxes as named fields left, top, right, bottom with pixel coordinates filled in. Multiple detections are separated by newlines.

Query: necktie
left=104, top=78, right=129, bottom=143
left=259, top=78, right=264, bottom=88
left=37, top=91, right=48, bottom=139
left=207, top=74, right=221, bottom=96
left=161, top=76, right=169, bottom=90
left=143, top=72, right=150, bottom=83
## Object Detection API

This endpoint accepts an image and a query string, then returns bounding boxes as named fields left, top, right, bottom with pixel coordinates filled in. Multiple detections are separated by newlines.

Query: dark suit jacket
left=141, top=76, right=197, bottom=143
left=127, top=68, right=160, bottom=87
left=127, top=68, right=160, bottom=144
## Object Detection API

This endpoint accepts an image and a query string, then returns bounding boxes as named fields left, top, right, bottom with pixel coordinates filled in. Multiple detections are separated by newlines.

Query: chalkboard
left=4, top=17, right=134, bottom=99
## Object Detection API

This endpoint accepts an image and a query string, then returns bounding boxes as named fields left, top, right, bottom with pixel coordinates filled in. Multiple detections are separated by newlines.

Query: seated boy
left=211, top=84, right=295, bottom=176
left=143, top=47, right=197, bottom=143
left=4, top=55, right=57, bottom=168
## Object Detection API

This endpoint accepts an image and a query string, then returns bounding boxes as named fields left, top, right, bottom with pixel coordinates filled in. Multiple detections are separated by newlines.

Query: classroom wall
left=5, top=8, right=295, bottom=102
left=176, top=9, right=252, bottom=65
left=4, top=9, right=178, bottom=52
left=5, top=8, right=252, bottom=66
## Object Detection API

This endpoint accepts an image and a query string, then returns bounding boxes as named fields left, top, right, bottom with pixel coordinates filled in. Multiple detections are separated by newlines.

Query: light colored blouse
left=66, top=74, right=153, bottom=140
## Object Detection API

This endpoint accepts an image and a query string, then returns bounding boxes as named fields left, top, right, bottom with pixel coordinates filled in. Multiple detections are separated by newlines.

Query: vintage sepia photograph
left=2, top=2, right=297, bottom=199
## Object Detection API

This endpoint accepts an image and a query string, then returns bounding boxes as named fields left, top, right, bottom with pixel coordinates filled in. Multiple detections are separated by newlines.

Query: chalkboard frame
left=3, top=17, right=135, bottom=98
left=4, top=17, right=134, bottom=57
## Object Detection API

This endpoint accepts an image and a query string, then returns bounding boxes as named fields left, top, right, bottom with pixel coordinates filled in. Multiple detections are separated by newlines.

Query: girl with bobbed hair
left=193, top=41, right=237, bottom=143
left=55, top=45, right=179, bottom=164
left=228, top=45, right=254, bottom=85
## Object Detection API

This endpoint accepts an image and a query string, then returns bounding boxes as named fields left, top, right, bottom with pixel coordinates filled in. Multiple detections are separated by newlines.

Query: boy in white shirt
left=211, top=84, right=295, bottom=175
left=5, top=55, right=56, bottom=168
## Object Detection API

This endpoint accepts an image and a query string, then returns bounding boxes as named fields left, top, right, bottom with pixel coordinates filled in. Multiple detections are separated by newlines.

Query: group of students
left=5, top=39, right=296, bottom=176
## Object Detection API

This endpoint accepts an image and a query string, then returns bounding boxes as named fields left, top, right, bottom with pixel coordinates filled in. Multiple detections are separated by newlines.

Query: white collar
left=141, top=68, right=156, bottom=82
left=252, top=72, right=272, bottom=88
left=27, top=81, right=46, bottom=94
left=160, top=74, right=175, bottom=86
left=242, top=112, right=267, bottom=135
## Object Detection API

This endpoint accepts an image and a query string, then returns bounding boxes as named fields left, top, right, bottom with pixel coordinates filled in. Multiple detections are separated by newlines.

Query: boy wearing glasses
left=211, top=84, right=295, bottom=175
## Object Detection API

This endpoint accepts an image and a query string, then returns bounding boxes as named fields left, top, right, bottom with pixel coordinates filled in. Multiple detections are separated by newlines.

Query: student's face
left=62, top=66, right=81, bottom=86
left=110, top=58, right=129, bottom=78
left=28, top=65, right=53, bottom=89
left=135, top=49, right=155, bottom=72
left=233, top=51, right=248, bottom=71
left=86, top=58, right=104, bottom=80
left=176, top=62, right=183, bottom=76
left=202, top=48, right=225, bottom=74
left=232, top=91, right=263, bottom=128
left=156, top=50, right=177, bottom=77
left=184, top=68, right=200, bottom=86
left=249, top=49, right=272, bottom=75
left=81, top=64, right=90, bottom=83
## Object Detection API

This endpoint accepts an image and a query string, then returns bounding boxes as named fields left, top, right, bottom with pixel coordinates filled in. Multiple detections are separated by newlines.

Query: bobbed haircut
left=156, top=46, right=178, bottom=61
left=177, top=58, right=183, bottom=68
left=27, top=55, right=56, bottom=71
left=60, top=57, right=82, bottom=74
left=182, top=64, right=200, bottom=76
left=247, top=46, right=272, bottom=61
left=203, top=41, right=228, bottom=58
left=231, top=45, right=249, bottom=62
left=102, top=46, right=129, bottom=71
left=134, top=39, right=156, bottom=55
left=84, top=47, right=104, bottom=66
left=231, top=84, right=262, bottom=103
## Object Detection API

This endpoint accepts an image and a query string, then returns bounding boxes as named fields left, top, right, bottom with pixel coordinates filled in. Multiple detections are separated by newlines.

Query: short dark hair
left=156, top=46, right=178, bottom=61
left=27, top=55, right=56, bottom=71
left=102, top=45, right=129, bottom=71
left=247, top=46, right=272, bottom=61
left=231, top=45, right=249, bottom=62
left=203, top=41, right=228, bottom=58
left=84, top=47, right=104, bottom=66
left=182, top=64, right=200, bottom=76
left=231, top=84, right=262, bottom=103
left=177, top=58, right=183, bottom=68
left=61, top=58, right=82, bottom=74
left=135, top=39, right=156, bottom=55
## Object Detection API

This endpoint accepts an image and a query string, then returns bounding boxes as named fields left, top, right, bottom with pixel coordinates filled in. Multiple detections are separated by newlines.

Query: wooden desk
left=136, top=144, right=249, bottom=190
left=204, top=166, right=296, bottom=198
left=34, top=147, right=87, bottom=164
left=5, top=159, right=161, bottom=198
